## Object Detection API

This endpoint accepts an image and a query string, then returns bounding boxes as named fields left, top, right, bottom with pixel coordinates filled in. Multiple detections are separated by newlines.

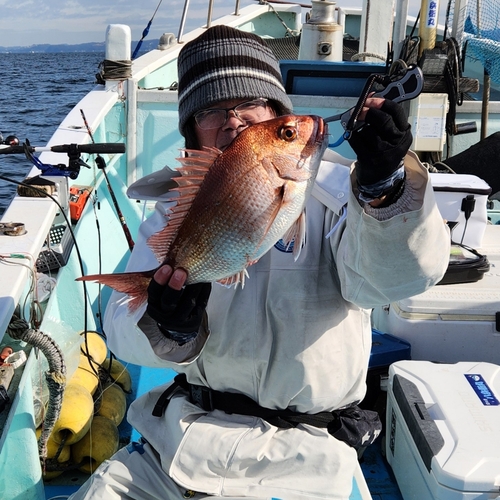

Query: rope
left=261, top=1, right=299, bottom=38
left=424, top=160, right=457, bottom=174
left=43, top=456, right=86, bottom=473
left=351, top=52, right=386, bottom=62
left=96, top=60, right=132, bottom=83
left=7, top=315, right=66, bottom=461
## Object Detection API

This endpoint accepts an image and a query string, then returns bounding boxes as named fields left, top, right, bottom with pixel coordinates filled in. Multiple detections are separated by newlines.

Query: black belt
left=152, top=373, right=381, bottom=449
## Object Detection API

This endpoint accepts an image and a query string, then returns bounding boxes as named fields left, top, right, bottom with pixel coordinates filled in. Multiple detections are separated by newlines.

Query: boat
left=0, top=0, right=499, bottom=498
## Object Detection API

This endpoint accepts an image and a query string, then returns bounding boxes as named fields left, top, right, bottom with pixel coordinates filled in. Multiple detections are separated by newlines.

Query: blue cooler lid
left=370, top=329, right=411, bottom=369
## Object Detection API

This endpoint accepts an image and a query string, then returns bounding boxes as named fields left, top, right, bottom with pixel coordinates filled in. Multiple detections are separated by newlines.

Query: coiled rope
left=7, top=315, right=66, bottom=462
left=96, top=59, right=132, bottom=83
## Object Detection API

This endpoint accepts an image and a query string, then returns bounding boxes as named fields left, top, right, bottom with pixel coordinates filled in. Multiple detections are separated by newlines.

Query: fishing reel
left=0, top=134, right=20, bottom=146
left=24, top=140, right=90, bottom=180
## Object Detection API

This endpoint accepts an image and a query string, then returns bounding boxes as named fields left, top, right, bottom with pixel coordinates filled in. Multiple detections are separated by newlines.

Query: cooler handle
left=392, top=374, right=445, bottom=471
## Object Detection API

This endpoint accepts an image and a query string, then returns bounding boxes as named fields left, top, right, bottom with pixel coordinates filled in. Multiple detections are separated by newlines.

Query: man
left=70, top=25, right=450, bottom=499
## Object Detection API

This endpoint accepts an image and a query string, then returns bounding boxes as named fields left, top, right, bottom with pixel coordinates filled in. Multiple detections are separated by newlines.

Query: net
left=462, top=0, right=500, bottom=85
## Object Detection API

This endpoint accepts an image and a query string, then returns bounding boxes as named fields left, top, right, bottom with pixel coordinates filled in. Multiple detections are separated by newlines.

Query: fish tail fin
left=77, top=270, right=155, bottom=313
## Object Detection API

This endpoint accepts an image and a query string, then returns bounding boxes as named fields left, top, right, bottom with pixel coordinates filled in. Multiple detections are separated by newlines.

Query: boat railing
left=177, top=0, right=242, bottom=42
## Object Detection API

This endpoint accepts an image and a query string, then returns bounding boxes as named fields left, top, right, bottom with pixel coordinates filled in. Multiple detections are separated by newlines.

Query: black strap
left=152, top=377, right=184, bottom=417
left=153, top=374, right=340, bottom=428
left=152, top=373, right=381, bottom=449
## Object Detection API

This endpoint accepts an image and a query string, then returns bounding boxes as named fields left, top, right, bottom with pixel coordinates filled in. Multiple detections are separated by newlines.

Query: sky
left=0, top=0, right=443, bottom=48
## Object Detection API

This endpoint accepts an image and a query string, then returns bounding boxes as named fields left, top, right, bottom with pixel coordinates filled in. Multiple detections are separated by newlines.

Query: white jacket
left=104, top=149, right=450, bottom=499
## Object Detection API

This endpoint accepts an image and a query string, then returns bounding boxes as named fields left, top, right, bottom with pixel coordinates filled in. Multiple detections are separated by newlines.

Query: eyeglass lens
left=195, top=99, right=268, bottom=129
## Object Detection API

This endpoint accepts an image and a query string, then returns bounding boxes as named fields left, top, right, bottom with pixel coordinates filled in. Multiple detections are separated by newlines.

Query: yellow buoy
left=101, top=358, right=132, bottom=393
left=69, top=364, right=99, bottom=395
left=78, top=331, right=107, bottom=373
left=36, top=427, right=71, bottom=480
left=71, top=416, right=120, bottom=474
left=51, top=383, right=94, bottom=445
left=96, top=383, right=127, bottom=426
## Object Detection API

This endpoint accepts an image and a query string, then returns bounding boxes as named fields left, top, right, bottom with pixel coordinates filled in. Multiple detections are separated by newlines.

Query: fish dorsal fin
left=147, top=147, right=221, bottom=263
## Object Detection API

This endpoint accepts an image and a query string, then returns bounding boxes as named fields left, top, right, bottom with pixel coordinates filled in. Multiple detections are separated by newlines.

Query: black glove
left=348, top=99, right=412, bottom=186
left=147, top=278, right=212, bottom=335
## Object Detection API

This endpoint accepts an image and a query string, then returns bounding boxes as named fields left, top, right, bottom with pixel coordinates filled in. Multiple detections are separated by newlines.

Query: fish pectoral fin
left=256, top=182, right=296, bottom=252
left=257, top=184, right=288, bottom=246
left=77, top=271, right=155, bottom=313
left=217, top=269, right=249, bottom=289
left=282, top=211, right=307, bottom=261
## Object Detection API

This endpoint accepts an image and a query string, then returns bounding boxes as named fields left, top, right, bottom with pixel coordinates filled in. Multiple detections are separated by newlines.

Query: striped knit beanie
left=177, top=25, right=293, bottom=136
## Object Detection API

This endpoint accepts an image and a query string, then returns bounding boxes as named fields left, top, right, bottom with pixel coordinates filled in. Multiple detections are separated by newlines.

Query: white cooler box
left=386, top=360, right=500, bottom=500
left=372, top=226, right=500, bottom=364
left=430, top=173, right=491, bottom=249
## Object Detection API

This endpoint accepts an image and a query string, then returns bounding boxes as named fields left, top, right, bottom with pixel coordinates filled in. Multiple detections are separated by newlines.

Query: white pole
left=393, top=0, right=410, bottom=59
left=450, top=0, right=469, bottom=47
left=359, top=0, right=395, bottom=62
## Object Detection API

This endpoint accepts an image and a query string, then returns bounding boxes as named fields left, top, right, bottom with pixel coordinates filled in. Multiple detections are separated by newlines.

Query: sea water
left=0, top=52, right=103, bottom=216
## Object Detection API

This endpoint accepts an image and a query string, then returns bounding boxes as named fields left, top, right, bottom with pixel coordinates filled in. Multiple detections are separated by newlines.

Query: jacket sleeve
left=333, top=151, right=451, bottom=308
left=104, top=201, right=209, bottom=367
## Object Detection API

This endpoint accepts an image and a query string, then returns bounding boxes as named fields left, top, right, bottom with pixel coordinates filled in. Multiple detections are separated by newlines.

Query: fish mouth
left=313, top=115, right=328, bottom=145
left=295, top=116, right=329, bottom=174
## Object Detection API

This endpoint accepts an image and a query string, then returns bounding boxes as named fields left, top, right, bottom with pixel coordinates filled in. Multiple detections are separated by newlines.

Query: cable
left=0, top=174, right=92, bottom=347
left=90, top=192, right=105, bottom=335
left=460, top=194, right=476, bottom=244
left=443, top=0, right=453, bottom=41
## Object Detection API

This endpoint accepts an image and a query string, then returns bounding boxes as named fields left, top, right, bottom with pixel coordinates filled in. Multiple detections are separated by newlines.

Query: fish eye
left=279, top=126, right=298, bottom=141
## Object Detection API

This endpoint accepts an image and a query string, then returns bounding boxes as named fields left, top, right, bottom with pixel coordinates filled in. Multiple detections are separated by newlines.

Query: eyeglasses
left=194, top=98, right=269, bottom=130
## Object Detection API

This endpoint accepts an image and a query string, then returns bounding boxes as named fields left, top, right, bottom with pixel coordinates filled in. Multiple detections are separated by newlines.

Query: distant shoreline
left=0, top=39, right=159, bottom=54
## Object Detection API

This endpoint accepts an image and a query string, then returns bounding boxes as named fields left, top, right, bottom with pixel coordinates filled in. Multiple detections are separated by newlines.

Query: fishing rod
left=0, top=139, right=126, bottom=179
left=0, top=142, right=126, bottom=155
left=80, top=109, right=135, bottom=252
left=132, top=0, right=164, bottom=59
